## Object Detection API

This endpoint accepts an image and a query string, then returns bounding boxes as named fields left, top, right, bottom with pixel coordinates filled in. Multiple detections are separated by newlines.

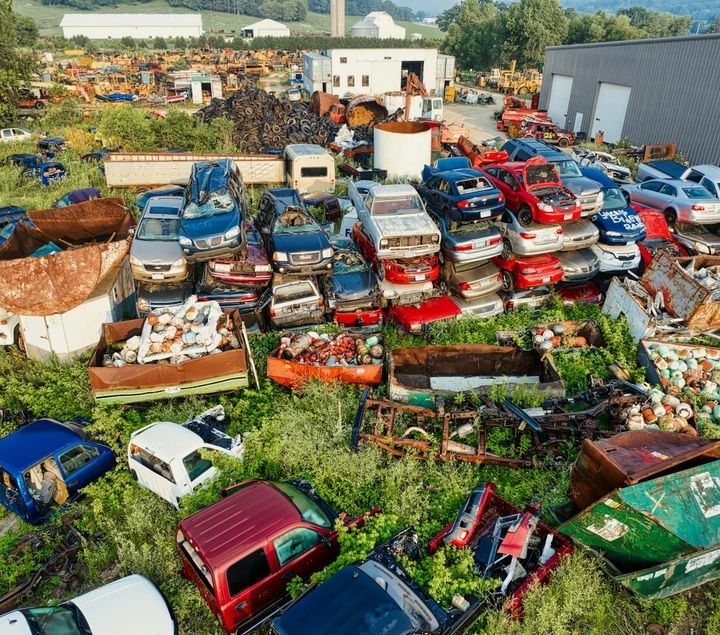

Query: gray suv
left=501, top=138, right=603, bottom=216
left=130, top=196, right=188, bottom=283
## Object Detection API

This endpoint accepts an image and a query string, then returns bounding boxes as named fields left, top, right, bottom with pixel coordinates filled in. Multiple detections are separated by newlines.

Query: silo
left=373, top=121, right=432, bottom=181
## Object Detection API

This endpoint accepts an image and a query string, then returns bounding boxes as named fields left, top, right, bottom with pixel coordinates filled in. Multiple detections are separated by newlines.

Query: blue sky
left=403, top=0, right=457, bottom=14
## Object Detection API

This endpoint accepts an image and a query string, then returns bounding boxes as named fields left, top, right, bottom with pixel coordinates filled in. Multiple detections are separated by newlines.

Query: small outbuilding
left=350, top=12, right=406, bottom=40
left=241, top=18, right=290, bottom=39
left=60, top=13, right=203, bottom=40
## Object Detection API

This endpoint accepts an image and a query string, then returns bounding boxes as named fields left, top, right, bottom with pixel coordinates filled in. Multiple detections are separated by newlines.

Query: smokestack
left=330, top=0, right=345, bottom=37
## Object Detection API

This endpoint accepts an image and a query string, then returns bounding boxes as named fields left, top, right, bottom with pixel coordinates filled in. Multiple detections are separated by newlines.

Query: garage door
left=547, top=75, right=573, bottom=129
left=590, top=83, right=632, bottom=144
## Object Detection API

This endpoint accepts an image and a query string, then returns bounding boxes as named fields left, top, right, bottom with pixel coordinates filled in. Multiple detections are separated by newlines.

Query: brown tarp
left=0, top=198, right=134, bottom=316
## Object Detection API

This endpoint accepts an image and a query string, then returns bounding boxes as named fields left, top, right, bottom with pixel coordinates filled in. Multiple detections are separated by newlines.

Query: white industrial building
left=60, top=14, right=203, bottom=39
left=241, top=18, right=290, bottom=39
left=303, top=48, right=455, bottom=98
left=350, top=12, right=406, bottom=39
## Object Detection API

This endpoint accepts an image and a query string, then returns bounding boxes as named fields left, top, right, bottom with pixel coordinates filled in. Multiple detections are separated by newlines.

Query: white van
left=284, top=143, right=335, bottom=193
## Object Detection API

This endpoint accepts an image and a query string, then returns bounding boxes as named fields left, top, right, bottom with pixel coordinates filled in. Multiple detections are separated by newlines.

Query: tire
left=501, top=271, right=514, bottom=293
left=517, top=206, right=533, bottom=228
left=664, top=208, right=678, bottom=225
left=501, top=239, right=513, bottom=261
left=130, top=469, right=138, bottom=481
left=35, top=101, right=45, bottom=109
left=558, top=138, right=569, bottom=148
left=14, top=326, right=24, bottom=352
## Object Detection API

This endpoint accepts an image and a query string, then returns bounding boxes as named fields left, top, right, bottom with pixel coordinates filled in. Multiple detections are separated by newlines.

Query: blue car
left=53, top=187, right=102, bottom=208
left=22, top=161, right=67, bottom=187
left=586, top=168, right=646, bottom=245
left=7, top=154, right=42, bottom=169
left=0, top=206, right=28, bottom=246
left=135, top=184, right=186, bottom=211
left=0, top=419, right=116, bottom=524
left=415, top=168, right=505, bottom=224
left=179, top=159, right=246, bottom=261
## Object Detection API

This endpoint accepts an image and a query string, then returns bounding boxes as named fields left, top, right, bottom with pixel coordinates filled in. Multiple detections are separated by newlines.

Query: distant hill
left=561, top=0, right=715, bottom=21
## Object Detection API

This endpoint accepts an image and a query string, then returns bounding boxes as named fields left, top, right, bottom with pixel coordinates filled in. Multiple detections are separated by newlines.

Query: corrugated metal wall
left=539, top=35, right=720, bottom=165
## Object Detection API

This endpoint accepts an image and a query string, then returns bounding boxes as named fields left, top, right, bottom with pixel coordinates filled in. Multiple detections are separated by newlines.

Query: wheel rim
left=519, top=208, right=532, bottom=227
left=502, top=271, right=514, bottom=292
left=502, top=240, right=513, bottom=260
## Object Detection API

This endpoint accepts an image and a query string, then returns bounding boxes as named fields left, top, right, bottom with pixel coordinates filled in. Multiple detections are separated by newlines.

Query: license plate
left=480, top=210, right=491, bottom=218
left=214, top=263, right=232, bottom=273
left=564, top=213, right=573, bottom=220
left=404, top=251, right=417, bottom=259
left=152, top=273, right=164, bottom=280
left=542, top=275, right=551, bottom=283
left=414, top=274, right=427, bottom=281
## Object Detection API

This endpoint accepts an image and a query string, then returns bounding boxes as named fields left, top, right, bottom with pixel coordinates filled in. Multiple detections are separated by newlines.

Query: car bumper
left=560, top=235, right=598, bottom=251
left=515, top=269, right=564, bottom=289
left=596, top=255, right=641, bottom=273
left=377, top=245, right=441, bottom=260
left=683, top=209, right=720, bottom=224
left=274, top=258, right=333, bottom=275
left=182, top=239, right=241, bottom=261
left=131, top=265, right=189, bottom=283
left=454, top=276, right=503, bottom=299
left=449, top=203, right=503, bottom=223
left=334, top=308, right=384, bottom=327
left=561, top=264, right=600, bottom=282
left=454, top=293, right=504, bottom=317
left=513, top=238, right=564, bottom=257
left=379, top=279, right=433, bottom=301
left=384, top=264, right=440, bottom=285
left=535, top=209, right=581, bottom=224
left=579, top=201, right=604, bottom=216
left=599, top=231, right=645, bottom=245
left=271, top=309, right=326, bottom=327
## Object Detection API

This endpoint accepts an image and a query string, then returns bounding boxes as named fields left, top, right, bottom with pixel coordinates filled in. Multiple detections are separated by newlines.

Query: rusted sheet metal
left=641, top=252, right=720, bottom=330
left=267, top=351, right=382, bottom=388
left=0, top=198, right=132, bottom=316
left=561, top=460, right=720, bottom=599
left=104, top=152, right=284, bottom=188
left=309, top=91, right=340, bottom=117
left=345, top=95, right=388, bottom=128
left=602, top=278, right=656, bottom=343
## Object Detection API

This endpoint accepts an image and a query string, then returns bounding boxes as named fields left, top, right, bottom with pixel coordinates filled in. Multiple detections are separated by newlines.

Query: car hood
left=0, top=612, right=32, bottom=635
left=562, top=175, right=601, bottom=196
left=273, top=231, right=330, bottom=253
left=74, top=575, right=174, bottom=635
left=332, top=270, right=377, bottom=300
left=372, top=214, right=439, bottom=237
left=592, top=207, right=645, bottom=234
left=131, top=239, right=185, bottom=264
left=181, top=211, right=238, bottom=240
left=562, top=219, right=599, bottom=240
left=138, top=281, right=193, bottom=304
left=558, top=249, right=598, bottom=267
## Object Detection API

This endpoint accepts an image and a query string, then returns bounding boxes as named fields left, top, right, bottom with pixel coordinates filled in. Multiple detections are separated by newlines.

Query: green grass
left=12, top=0, right=442, bottom=40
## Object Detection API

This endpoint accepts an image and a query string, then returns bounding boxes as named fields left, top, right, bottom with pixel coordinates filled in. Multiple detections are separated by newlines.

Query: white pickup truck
left=348, top=181, right=441, bottom=260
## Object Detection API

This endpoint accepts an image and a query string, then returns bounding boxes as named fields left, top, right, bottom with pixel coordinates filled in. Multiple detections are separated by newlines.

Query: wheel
left=501, top=271, right=514, bottom=293
left=34, top=101, right=45, bottom=109
left=558, top=138, right=569, bottom=148
left=664, top=208, right=677, bottom=225
left=130, top=469, right=138, bottom=481
left=14, top=327, right=24, bottom=353
left=501, top=239, right=513, bottom=261
left=517, top=206, right=533, bottom=227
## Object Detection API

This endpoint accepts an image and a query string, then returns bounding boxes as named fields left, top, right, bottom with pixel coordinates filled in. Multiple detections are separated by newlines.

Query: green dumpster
left=560, top=460, right=720, bottom=599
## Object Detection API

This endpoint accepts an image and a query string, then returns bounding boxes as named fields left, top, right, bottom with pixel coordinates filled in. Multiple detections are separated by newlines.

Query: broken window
left=347, top=75, right=355, bottom=87
left=333, top=75, right=340, bottom=87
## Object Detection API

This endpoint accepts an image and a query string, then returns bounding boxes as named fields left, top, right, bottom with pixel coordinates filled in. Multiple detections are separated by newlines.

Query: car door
left=56, top=443, right=106, bottom=496
left=701, top=177, right=719, bottom=199
left=633, top=180, right=665, bottom=207
left=221, top=545, right=275, bottom=630
left=269, top=526, right=334, bottom=592
left=657, top=183, right=677, bottom=207
left=425, top=176, right=442, bottom=209
left=499, top=169, right=522, bottom=211
left=0, top=469, right=30, bottom=521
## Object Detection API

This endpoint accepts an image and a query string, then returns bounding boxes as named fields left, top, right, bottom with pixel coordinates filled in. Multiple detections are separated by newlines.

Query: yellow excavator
left=497, top=61, right=543, bottom=95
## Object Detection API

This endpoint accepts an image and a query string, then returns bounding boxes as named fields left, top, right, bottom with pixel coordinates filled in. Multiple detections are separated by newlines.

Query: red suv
left=177, top=479, right=374, bottom=633
left=484, top=157, right=580, bottom=227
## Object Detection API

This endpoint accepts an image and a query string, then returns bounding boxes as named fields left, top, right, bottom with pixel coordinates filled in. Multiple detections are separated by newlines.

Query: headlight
left=602, top=252, right=614, bottom=260
left=179, top=236, right=192, bottom=246
left=273, top=251, right=288, bottom=262
left=596, top=192, right=604, bottom=202
left=136, top=297, right=150, bottom=311
left=172, top=257, right=186, bottom=268
left=224, top=226, right=240, bottom=240
left=606, top=231, right=622, bottom=237
left=130, top=255, right=143, bottom=267
left=255, top=264, right=272, bottom=272
left=431, top=234, right=440, bottom=243
left=537, top=202, right=553, bottom=212
left=380, top=239, right=389, bottom=248
left=409, top=323, right=422, bottom=333
left=695, top=242, right=711, bottom=255
left=321, top=248, right=334, bottom=258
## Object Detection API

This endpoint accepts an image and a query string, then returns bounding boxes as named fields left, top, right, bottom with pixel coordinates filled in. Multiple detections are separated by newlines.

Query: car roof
left=178, top=481, right=301, bottom=569
left=0, top=419, right=82, bottom=473
left=434, top=169, right=487, bottom=182
left=143, top=197, right=184, bottom=216
left=693, top=165, right=720, bottom=179
left=130, top=422, right=202, bottom=462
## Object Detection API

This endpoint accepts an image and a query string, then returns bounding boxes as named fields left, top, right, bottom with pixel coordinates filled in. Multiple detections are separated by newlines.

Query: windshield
left=22, top=607, right=83, bottom=635
left=450, top=220, right=492, bottom=236
left=551, top=159, right=582, bottom=177
left=333, top=251, right=366, bottom=274
left=183, top=191, right=235, bottom=220
left=456, top=177, right=491, bottom=194
left=371, top=194, right=424, bottom=215
left=684, top=187, right=712, bottom=199
left=274, top=208, right=318, bottom=233
left=274, top=283, right=314, bottom=302
left=602, top=187, right=627, bottom=210
left=183, top=450, right=214, bottom=482
left=273, top=481, right=332, bottom=528
left=136, top=217, right=181, bottom=241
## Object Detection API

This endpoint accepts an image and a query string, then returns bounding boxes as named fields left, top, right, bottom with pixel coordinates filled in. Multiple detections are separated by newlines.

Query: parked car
left=493, top=253, right=563, bottom=292
left=23, top=161, right=66, bottom=186
left=484, top=158, right=580, bottom=227
left=634, top=206, right=688, bottom=269
left=501, top=138, right=603, bottom=215
left=587, top=169, right=646, bottom=244
left=258, top=187, right=305, bottom=215
left=6, top=153, right=41, bottom=169
left=269, top=277, right=325, bottom=328
left=53, top=187, right=102, bottom=208
left=129, top=405, right=242, bottom=508
left=452, top=291, right=504, bottom=318
left=0, top=418, right=116, bottom=524
left=207, top=221, right=272, bottom=286
left=494, top=208, right=564, bottom=256
left=622, top=178, right=720, bottom=225
left=0, top=307, right=21, bottom=348
left=179, top=159, right=246, bottom=261
left=0, top=127, right=32, bottom=143
left=130, top=197, right=188, bottom=283
left=589, top=241, right=642, bottom=273
left=348, top=181, right=441, bottom=259
left=177, top=479, right=375, bottom=633
left=425, top=214, right=499, bottom=266
left=135, top=280, right=194, bottom=317
left=442, top=260, right=502, bottom=299
left=37, top=137, right=65, bottom=157
left=195, top=269, right=271, bottom=312
left=557, top=248, right=600, bottom=282
left=287, top=87, right=302, bottom=101
left=323, top=242, right=382, bottom=328
left=522, top=121, right=574, bottom=146
left=635, top=160, right=706, bottom=183
left=0, top=575, right=176, bottom=635
left=388, top=294, right=461, bottom=335
left=572, top=148, right=633, bottom=184
left=556, top=281, right=604, bottom=305
left=135, top=184, right=185, bottom=211
left=670, top=223, right=720, bottom=256
left=415, top=169, right=504, bottom=224
left=683, top=165, right=720, bottom=199
left=504, top=286, right=552, bottom=311
left=558, top=218, right=599, bottom=251
left=302, top=192, right=342, bottom=222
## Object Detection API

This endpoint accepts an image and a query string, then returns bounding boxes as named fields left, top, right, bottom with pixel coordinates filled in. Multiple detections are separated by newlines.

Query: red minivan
left=177, top=479, right=374, bottom=634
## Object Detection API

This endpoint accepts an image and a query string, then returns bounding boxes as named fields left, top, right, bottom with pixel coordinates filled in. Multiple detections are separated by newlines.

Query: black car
left=134, top=279, right=194, bottom=317
left=255, top=189, right=333, bottom=275
left=258, top=187, right=305, bottom=215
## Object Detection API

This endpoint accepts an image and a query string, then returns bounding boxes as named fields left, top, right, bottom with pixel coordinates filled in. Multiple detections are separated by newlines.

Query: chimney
left=330, top=0, right=345, bottom=37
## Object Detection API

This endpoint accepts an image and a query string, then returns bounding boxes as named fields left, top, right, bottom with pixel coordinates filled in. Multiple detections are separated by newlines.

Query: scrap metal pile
left=684, top=259, right=720, bottom=298
left=278, top=331, right=384, bottom=367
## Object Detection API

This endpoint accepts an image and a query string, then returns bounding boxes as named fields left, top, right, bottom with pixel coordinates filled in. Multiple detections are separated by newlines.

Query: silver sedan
left=623, top=179, right=720, bottom=224
left=494, top=209, right=564, bottom=257
left=557, top=248, right=599, bottom=282
left=560, top=219, right=599, bottom=251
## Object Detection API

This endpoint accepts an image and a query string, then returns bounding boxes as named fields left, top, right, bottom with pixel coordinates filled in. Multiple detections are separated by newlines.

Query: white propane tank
left=374, top=121, right=432, bottom=180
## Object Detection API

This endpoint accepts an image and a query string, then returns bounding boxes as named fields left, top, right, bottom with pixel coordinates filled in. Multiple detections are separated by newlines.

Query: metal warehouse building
left=539, top=34, right=720, bottom=164
left=60, top=13, right=203, bottom=39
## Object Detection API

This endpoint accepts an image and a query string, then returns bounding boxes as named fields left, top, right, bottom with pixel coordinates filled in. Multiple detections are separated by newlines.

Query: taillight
left=489, top=236, right=502, bottom=245
left=459, top=281, right=471, bottom=290
left=498, top=194, right=504, bottom=202
left=507, top=301, right=515, bottom=310
left=519, top=232, right=536, bottom=239
left=556, top=228, right=563, bottom=235
left=270, top=307, right=276, bottom=317
left=521, top=267, right=537, bottom=274
left=454, top=244, right=473, bottom=252
left=692, top=204, right=706, bottom=211
left=457, top=200, right=469, bottom=209
left=318, top=298, right=324, bottom=307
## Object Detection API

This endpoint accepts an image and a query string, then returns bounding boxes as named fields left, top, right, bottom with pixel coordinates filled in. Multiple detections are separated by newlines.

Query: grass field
left=12, top=0, right=442, bottom=40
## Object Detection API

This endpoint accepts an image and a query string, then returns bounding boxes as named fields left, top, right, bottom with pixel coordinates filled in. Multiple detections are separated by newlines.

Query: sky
left=402, top=0, right=457, bottom=15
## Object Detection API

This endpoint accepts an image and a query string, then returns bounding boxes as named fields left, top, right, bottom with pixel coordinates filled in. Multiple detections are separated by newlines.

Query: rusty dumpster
left=267, top=349, right=383, bottom=388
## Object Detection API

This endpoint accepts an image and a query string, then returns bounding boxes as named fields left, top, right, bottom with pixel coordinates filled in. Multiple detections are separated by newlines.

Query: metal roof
left=242, top=18, right=288, bottom=29
left=0, top=420, right=83, bottom=472
left=547, top=32, right=720, bottom=51
left=130, top=422, right=203, bottom=462
left=60, top=13, right=202, bottom=27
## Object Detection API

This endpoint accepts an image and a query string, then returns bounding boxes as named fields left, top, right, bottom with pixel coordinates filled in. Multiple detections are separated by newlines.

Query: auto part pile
left=683, top=259, right=720, bottom=297
left=278, top=331, right=384, bottom=367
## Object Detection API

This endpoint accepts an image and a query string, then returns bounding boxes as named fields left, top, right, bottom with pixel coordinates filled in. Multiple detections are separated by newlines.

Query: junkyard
left=2, top=1, right=720, bottom=633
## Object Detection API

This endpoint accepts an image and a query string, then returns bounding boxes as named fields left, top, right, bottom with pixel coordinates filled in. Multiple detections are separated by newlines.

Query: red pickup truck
left=177, top=479, right=376, bottom=633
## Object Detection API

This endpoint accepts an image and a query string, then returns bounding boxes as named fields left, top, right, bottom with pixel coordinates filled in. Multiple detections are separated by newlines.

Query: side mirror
left=320, top=534, right=332, bottom=549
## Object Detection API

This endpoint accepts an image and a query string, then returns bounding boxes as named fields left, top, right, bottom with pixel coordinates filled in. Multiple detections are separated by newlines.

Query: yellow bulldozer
left=496, top=61, right=543, bottom=95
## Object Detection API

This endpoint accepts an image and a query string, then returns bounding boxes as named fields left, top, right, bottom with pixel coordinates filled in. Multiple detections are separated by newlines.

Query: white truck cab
left=0, top=128, right=32, bottom=144
left=128, top=405, right=242, bottom=508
